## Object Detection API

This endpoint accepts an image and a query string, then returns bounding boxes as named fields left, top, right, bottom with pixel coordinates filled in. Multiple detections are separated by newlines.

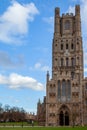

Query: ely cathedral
left=37, top=5, right=87, bottom=126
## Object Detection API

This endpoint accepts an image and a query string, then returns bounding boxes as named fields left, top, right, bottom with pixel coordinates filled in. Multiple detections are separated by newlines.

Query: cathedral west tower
left=46, top=5, right=86, bottom=126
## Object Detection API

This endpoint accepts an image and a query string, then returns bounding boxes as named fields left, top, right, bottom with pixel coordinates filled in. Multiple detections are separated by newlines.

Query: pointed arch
left=71, top=57, right=75, bottom=66
left=66, top=80, right=71, bottom=100
left=61, top=58, right=64, bottom=66
left=58, top=80, right=61, bottom=100
left=58, top=105, right=70, bottom=126
left=62, top=79, right=66, bottom=98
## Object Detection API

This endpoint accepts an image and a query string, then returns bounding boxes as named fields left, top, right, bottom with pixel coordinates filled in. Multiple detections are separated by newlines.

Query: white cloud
left=67, top=6, right=75, bottom=14
left=43, top=17, right=54, bottom=26
left=0, top=51, right=24, bottom=68
left=29, top=62, right=50, bottom=72
left=71, top=0, right=79, bottom=1
left=84, top=68, right=87, bottom=73
left=35, top=63, right=41, bottom=69
left=41, top=66, right=50, bottom=72
left=8, top=96, right=20, bottom=104
left=81, top=0, right=87, bottom=34
left=84, top=52, right=87, bottom=66
left=43, top=17, right=54, bottom=32
left=0, top=0, right=39, bottom=44
left=0, top=73, right=44, bottom=91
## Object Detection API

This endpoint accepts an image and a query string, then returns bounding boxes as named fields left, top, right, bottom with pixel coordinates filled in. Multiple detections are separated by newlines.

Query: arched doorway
left=59, top=105, right=70, bottom=126
left=65, top=111, right=69, bottom=125
left=59, top=111, right=64, bottom=125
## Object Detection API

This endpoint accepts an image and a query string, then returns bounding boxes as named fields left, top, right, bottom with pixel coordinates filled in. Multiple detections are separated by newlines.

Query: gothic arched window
left=71, top=43, right=74, bottom=49
left=85, top=83, right=87, bottom=89
left=71, top=72, right=74, bottom=79
left=66, top=80, right=71, bottom=100
left=66, top=44, right=68, bottom=49
left=61, top=44, right=63, bottom=50
left=77, top=57, right=79, bottom=65
left=61, top=58, right=64, bottom=66
left=71, top=58, right=75, bottom=66
left=64, top=20, right=70, bottom=30
left=58, top=80, right=61, bottom=99
left=77, top=42, right=79, bottom=50
left=62, top=79, right=66, bottom=97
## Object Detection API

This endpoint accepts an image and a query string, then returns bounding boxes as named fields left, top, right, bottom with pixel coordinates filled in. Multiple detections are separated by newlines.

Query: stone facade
left=46, top=4, right=87, bottom=126
left=37, top=97, right=46, bottom=125
left=25, top=112, right=36, bottom=123
left=37, top=5, right=87, bottom=126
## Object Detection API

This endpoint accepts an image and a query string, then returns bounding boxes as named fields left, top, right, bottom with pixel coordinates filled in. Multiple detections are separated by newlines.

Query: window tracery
left=64, top=20, right=70, bottom=30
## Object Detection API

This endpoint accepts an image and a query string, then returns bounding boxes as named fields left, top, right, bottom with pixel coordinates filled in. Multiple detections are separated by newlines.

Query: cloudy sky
left=0, top=0, right=87, bottom=113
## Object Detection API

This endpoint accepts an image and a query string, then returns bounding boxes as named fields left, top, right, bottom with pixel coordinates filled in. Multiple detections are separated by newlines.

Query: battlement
left=62, top=13, right=74, bottom=17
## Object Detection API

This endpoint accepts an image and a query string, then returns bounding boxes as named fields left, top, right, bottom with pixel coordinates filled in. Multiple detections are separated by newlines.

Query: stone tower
left=46, top=5, right=84, bottom=126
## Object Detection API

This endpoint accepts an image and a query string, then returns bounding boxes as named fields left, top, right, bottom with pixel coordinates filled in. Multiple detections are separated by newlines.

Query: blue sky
left=0, top=0, right=87, bottom=113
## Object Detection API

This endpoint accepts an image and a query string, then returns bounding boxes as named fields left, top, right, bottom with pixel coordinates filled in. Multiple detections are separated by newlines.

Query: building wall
left=46, top=5, right=87, bottom=126
left=37, top=97, right=46, bottom=126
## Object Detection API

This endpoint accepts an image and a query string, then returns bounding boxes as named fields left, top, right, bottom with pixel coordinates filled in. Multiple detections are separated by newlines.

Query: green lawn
left=0, top=127, right=87, bottom=130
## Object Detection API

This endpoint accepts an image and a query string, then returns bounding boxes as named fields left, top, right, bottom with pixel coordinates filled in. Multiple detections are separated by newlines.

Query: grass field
left=0, top=126, right=87, bottom=130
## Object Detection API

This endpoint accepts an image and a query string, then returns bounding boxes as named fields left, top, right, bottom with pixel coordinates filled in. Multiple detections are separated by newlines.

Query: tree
left=0, top=103, right=3, bottom=122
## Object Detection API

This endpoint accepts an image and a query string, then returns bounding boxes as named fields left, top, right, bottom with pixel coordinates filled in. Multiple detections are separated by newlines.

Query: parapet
left=62, top=13, right=73, bottom=17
